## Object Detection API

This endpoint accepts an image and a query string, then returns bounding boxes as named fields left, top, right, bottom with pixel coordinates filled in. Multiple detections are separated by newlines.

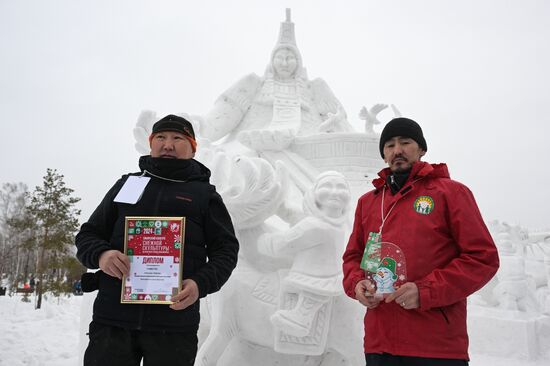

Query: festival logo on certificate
left=121, top=216, right=185, bottom=304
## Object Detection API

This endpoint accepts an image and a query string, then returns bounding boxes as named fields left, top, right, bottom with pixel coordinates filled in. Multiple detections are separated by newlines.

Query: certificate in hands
left=121, top=216, right=185, bottom=304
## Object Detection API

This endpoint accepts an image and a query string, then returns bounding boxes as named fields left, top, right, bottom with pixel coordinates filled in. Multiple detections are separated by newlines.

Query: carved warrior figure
left=258, top=171, right=351, bottom=337
left=196, top=9, right=353, bottom=149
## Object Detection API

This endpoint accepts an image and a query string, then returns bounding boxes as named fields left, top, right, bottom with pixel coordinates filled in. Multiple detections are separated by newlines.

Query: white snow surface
left=0, top=294, right=547, bottom=366
left=0, top=294, right=81, bottom=366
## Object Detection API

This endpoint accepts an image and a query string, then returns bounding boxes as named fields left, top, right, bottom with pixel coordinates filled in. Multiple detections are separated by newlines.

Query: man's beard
left=391, top=164, right=411, bottom=174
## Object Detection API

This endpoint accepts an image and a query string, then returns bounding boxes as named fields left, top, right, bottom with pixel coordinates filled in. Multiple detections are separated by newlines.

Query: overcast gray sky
left=1, top=0, right=548, bottom=230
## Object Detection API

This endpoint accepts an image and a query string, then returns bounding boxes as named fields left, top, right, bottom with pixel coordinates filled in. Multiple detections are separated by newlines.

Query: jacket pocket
left=438, top=307, right=450, bottom=324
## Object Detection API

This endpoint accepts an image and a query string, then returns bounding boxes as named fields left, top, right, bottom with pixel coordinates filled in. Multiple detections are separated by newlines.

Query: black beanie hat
left=152, top=114, right=195, bottom=140
left=379, top=117, right=427, bottom=158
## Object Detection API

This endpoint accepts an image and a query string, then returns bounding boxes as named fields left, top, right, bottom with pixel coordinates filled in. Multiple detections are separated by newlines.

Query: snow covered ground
left=0, top=294, right=81, bottom=366
left=0, top=294, right=547, bottom=366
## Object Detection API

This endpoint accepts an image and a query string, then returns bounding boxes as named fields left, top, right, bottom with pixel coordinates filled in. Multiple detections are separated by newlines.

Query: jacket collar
left=138, top=155, right=211, bottom=182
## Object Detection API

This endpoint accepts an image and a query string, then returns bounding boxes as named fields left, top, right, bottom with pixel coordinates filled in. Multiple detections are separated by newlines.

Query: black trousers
left=84, top=321, right=197, bottom=366
left=366, top=353, right=469, bottom=366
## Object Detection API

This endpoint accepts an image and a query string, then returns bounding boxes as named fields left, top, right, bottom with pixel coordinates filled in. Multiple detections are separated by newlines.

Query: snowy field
left=0, top=294, right=547, bottom=366
left=0, top=294, right=81, bottom=366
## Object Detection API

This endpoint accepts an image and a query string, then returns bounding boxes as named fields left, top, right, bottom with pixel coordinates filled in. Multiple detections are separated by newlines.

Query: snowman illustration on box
left=361, top=234, right=407, bottom=297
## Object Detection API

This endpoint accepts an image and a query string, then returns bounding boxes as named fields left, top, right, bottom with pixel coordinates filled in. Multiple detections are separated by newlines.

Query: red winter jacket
left=342, top=161, right=499, bottom=360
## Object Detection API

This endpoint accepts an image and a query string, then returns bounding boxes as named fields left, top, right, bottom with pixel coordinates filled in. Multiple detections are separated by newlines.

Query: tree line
left=0, top=169, right=86, bottom=308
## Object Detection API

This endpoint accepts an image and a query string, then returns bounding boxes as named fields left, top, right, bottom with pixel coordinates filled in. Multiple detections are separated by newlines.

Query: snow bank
left=0, top=294, right=82, bottom=366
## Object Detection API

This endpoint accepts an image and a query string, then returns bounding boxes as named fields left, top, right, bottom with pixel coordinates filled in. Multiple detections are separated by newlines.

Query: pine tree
left=26, top=169, right=82, bottom=309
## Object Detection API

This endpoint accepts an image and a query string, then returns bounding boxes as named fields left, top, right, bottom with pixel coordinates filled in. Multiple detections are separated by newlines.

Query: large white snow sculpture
left=177, top=9, right=374, bottom=365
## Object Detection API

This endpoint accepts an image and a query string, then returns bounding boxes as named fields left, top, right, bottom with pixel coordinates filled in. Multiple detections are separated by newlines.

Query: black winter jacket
left=75, top=156, right=239, bottom=332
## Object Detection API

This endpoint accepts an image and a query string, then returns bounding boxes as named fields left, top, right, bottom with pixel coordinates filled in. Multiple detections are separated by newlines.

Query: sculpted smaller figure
left=258, top=171, right=351, bottom=337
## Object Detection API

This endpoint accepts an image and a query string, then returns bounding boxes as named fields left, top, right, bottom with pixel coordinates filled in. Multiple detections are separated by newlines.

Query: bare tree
left=0, top=182, right=29, bottom=290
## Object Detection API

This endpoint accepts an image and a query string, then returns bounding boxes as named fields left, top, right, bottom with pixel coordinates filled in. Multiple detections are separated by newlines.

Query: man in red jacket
left=342, top=117, right=499, bottom=366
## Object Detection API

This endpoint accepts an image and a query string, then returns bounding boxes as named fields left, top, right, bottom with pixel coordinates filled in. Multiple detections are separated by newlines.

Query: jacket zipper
left=137, top=180, right=166, bottom=330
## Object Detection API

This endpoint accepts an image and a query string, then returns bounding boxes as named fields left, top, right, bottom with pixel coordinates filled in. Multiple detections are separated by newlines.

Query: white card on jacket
left=113, top=176, right=151, bottom=204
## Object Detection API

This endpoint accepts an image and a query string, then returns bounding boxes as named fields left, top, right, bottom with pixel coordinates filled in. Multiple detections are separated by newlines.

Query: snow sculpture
left=492, top=231, right=533, bottom=311
left=359, top=104, right=401, bottom=135
left=257, top=171, right=350, bottom=343
left=483, top=222, right=542, bottom=313
left=467, top=221, right=550, bottom=361
left=544, top=237, right=550, bottom=315
left=191, top=156, right=363, bottom=365
left=196, top=8, right=353, bottom=149
left=191, top=9, right=370, bottom=365
left=185, top=9, right=389, bottom=199
left=134, top=110, right=157, bottom=155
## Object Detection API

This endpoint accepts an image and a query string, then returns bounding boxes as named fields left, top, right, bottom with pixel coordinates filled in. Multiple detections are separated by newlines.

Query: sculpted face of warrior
left=272, top=47, right=298, bottom=80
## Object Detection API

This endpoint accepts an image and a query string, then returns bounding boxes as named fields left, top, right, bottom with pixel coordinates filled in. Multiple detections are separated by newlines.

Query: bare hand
left=170, top=279, right=199, bottom=311
left=355, top=279, right=382, bottom=309
left=99, top=250, right=130, bottom=280
left=385, top=282, right=420, bottom=310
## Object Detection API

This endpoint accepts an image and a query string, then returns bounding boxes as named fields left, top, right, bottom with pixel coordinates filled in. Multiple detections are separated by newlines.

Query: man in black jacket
left=76, top=114, right=239, bottom=366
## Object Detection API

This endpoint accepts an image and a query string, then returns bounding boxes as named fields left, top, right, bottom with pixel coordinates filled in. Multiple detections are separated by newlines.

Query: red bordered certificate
left=121, top=216, right=185, bottom=304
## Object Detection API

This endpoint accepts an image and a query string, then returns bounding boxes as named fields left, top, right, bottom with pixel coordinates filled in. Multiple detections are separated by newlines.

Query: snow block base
left=468, top=306, right=549, bottom=361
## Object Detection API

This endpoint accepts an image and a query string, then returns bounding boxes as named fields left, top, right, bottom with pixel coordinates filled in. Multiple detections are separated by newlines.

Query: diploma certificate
left=121, top=216, right=185, bottom=304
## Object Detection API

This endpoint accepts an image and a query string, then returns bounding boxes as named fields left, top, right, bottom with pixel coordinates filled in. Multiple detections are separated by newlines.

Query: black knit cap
left=379, top=117, right=427, bottom=158
left=152, top=114, right=195, bottom=140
